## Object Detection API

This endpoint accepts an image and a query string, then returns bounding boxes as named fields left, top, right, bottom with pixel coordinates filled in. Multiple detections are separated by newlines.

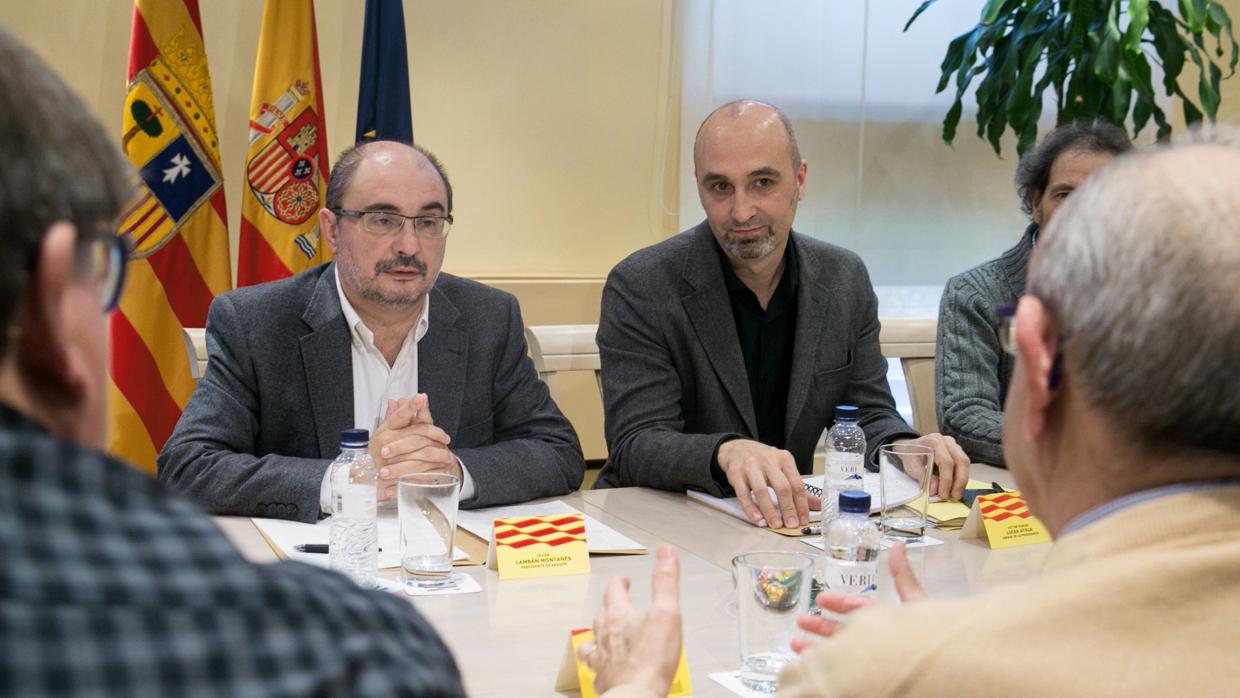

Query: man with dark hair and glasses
left=0, top=28, right=465, bottom=695
left=935, top=121, right=1131, bottom=466
left=159, top=139, right=584, bottom=521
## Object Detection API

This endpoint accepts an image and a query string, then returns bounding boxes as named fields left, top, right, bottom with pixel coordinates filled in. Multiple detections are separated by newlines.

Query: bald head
left=1028, top=137, right=1240, bottom=455
left=325, top=139, right=453, bottom=214
left=694, top=100, right=801, bottom=173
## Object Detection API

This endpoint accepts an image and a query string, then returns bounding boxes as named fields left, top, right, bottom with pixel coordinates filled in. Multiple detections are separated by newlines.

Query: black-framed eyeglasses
left=995, top=303, right=1017, bottom=355
left=332, top=208, right=453, bottom=239
left=78, top=234, right=130, bottom=313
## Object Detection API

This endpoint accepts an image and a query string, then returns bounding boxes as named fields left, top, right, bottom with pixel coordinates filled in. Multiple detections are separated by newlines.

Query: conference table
left=216, top=464, right=1047, bottom=697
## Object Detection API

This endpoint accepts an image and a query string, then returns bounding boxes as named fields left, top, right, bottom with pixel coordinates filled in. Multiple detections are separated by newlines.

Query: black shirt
left=717, top=239, right=799, bottom=449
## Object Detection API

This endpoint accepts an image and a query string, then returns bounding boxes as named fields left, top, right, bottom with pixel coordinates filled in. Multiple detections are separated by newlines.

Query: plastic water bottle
left=823, top=490, right=880, bottom=596
left=329, top=428, right=378, bottom=587
left=824, top=405, right=866, bottom=523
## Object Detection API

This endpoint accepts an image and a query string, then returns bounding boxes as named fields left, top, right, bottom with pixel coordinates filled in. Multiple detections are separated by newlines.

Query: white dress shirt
left=320, top=268, right=476, bottom=512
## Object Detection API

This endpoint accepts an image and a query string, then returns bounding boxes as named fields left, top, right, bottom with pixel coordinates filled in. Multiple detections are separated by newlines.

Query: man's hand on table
left=580, top=546, right=684, bottom=697
left=370, top=394, right=461, bottom=501
left=892, top=433, right=971, bottom=500
left=791, top=542, right=927, bottom=653
left=717, top=439, right=821, bottom=529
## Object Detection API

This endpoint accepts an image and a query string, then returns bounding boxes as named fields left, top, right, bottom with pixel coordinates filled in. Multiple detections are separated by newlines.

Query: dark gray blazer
left=594, top=222, right=917, bottom=495
left=158, top=263, right=584, bottom=522
left=934, top=223, right=1036, bottom=467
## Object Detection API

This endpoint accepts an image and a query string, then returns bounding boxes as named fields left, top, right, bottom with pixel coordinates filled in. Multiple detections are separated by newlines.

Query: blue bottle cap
left=838, top=489, right=871, bottom=514
left=834, top=405, right=860, bottom=423
left=340, top=428, right=369, bottom=448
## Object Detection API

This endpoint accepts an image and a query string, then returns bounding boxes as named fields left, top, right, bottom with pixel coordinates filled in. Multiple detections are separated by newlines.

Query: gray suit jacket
left=934, top=223, right=1036, bottom=467
left=594, top=222, right=917, bottom=495
left=158, top=262, right=584, bottom=522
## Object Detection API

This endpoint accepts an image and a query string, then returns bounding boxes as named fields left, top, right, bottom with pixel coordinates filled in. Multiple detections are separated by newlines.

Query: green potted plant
left=906, top=0, right=1239, bottom=154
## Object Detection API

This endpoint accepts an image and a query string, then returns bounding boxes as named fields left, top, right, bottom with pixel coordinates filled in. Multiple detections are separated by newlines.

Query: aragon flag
left=356, top=0, right=414, bottom=144
left=238, top=0, right=332, bottom=286
left=111, top=0, right=232, bottom=473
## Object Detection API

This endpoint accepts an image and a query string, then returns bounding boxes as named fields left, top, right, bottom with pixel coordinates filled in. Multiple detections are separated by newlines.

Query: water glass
left=878, top=443, right=935, bottom=541
left=732, top=551, right=814, bottom=694
left=398, top=473, right=460, bottom=589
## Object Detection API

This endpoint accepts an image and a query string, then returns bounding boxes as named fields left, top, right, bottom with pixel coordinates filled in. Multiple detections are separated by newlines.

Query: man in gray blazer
left=595, top=100, right=969, bottom=529
left=159, top=141, right=584, bottom=522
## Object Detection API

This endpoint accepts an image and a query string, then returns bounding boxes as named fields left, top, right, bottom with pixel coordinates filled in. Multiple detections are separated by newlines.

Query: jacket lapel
left=299, top=263, right=354, bottom=458
left=418, top=286, right=466, bottom=436
left=784, top=234, right=828, bottom=445
left=680, top=223, right=758, bottom=437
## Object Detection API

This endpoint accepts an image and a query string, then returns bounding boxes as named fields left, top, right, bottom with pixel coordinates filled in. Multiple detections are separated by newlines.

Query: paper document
left=456, top=500, right=646, bottom=554
left=687, top=472, right=924, bottom=526
left=251, top=512, right=466, bottom=570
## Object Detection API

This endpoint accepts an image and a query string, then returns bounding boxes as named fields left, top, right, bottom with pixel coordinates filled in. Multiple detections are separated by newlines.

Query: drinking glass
left=878, top=443, right=935, bottom=541
left=398, top=473, right=459, bottom=589
left=732, top=551, right=814, bottom=694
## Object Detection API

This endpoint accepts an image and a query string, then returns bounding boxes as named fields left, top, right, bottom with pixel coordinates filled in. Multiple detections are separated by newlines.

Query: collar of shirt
left=1060, top=478, right=1240, bottom=536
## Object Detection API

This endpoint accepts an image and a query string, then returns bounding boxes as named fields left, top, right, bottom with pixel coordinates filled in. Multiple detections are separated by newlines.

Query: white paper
left=251, top=512, right=466, bottom=570
left=455, top=500, right=646, bottom=553
left=800, top=534, right=944, bottom=552
left=687, top=473, right=927, bottom=527
left=372, top=573, right=483, bottom=597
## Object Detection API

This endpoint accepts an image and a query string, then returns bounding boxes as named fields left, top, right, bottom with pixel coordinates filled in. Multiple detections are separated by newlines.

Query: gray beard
left=723, top=229, right=777, bottom=260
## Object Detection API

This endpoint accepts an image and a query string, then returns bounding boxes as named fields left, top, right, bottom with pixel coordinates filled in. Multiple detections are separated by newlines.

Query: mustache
left=374, top=255, right=427, bottom=275
left=724, top=219, right=771, bottom=234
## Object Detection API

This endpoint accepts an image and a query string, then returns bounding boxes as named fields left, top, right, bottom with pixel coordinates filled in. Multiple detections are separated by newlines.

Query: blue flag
left=356, top=0, right=413, bottom=144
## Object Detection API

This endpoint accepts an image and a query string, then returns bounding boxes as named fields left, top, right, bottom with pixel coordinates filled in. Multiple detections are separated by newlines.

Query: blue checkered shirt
left=0, top=405, right=464, bottom=697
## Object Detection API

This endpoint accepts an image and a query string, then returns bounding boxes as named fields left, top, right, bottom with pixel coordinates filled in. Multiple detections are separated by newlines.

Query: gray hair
left=1027, top=130, right=1240, bottom=454
left=325, top=140, right=453, bottom=213
left=0, top=28, right=134, bottom=358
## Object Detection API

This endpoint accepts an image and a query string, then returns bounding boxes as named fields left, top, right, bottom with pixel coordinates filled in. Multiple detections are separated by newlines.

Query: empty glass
left=732, top=551, right=814, bottom=693
left=398, top=473, right=460, bottom=590
left=878, top=443, right=935, bottom=541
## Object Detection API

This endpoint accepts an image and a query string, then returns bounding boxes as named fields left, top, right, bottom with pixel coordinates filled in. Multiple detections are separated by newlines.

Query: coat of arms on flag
left=246, top=80, right=325, bottom=234
left=119, top=56, right=222, bottom=259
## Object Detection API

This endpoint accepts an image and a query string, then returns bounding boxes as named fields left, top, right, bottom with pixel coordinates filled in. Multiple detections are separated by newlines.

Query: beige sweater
left=778, top=487, right=1240, bottom=697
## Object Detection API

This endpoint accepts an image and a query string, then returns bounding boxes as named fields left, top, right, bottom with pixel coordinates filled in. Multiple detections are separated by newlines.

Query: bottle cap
left=833, top=405, right=860, bottom=423
left=838, top=489, right=871, bottom=514
left=340, top=428, right=369, bottom=448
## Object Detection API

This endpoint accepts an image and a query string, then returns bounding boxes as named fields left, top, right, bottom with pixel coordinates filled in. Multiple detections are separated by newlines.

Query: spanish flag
left=238, top=0, right=332, bottom=286
left=111, top=0, right=232, bottom=473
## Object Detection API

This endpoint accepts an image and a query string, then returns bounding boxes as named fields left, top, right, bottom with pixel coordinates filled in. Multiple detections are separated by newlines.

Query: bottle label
left=337, top=483, right=376, bottom=517
left=825, top=565, right=877, bottom=595
left=826, top=452, right=864, bottom=480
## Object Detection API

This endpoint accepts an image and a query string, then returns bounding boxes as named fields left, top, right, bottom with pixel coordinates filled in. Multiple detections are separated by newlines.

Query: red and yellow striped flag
left=110, top=0, right=232, bottom=473
left=238, top=0, right=332, bottom=286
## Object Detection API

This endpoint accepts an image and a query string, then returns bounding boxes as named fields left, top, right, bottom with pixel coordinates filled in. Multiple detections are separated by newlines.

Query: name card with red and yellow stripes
left=488, top=514, right=591, bottom=580
left=961, top=491, right=1052, bottom=549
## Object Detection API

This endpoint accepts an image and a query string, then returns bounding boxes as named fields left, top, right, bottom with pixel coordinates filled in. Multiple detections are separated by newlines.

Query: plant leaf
left=1180, top=0, right=1205, bottom=33
left=981, top=0, right=1007, bottom=25
left=904, top=0, right=939, bottom=32
left=942, top=98, right=964, bottom=145
left=1125, top=0, right=1151, bottom=54
left=1093, top=3, right=1123, bottom=81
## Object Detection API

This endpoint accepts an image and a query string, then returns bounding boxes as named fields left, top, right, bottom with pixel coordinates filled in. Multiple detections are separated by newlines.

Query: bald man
left=160, top=140, right=585, bottom=521
left=595, top=101, right=968, bottom=527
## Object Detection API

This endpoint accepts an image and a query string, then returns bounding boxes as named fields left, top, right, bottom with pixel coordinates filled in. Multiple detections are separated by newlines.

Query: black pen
left=293, top=544, right=382, bottom=554
left=801, top=526, right=822, bottom=536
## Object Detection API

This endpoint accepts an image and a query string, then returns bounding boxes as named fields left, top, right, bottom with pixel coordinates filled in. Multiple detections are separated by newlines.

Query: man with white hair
left=586, top=132, right=1240, bottom=696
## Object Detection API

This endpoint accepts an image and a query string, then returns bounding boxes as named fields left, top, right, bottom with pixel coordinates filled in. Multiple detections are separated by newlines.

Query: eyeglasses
left=78, top=234, right=130, bottom=313
left=332, top=209, right=453, bottom=239
left=995, top=303, right=1017, bottom=355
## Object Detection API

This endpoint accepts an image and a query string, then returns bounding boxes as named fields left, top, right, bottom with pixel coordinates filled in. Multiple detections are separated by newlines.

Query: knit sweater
left=934, top=224, right=1036, bottom=466
left=778, top=485, right=1240, bottom=696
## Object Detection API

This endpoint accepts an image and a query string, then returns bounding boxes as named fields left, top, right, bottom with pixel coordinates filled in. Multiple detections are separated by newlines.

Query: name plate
left=555, top=628, right=692, bottom=698
left=961, top=491, right=1052, bottom=549
left=487, top=514, right=590, bottom=580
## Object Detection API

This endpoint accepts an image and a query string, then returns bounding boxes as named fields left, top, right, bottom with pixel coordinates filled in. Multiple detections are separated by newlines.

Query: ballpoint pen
left=294, top=544, right=382, bottom=553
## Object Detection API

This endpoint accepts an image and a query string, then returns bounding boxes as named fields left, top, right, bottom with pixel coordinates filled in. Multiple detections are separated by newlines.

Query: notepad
left=251, top=512, right=467, bottom=569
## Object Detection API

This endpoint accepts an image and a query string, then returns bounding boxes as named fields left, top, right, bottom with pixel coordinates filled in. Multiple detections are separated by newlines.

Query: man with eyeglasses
left=0, top=28, right=465, bottom=695
left=159, top=140, right=585, bottom=521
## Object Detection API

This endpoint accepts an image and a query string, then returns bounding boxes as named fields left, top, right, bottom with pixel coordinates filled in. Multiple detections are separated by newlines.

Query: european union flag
left=356, top=0, right=413, bottom=144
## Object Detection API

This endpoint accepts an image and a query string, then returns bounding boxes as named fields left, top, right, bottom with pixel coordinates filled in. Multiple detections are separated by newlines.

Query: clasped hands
left=717, top=432, right=971, bottom=529
left=370, top=393, right=461, bottom=501
left=580, top=544, right=927, bottom=696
